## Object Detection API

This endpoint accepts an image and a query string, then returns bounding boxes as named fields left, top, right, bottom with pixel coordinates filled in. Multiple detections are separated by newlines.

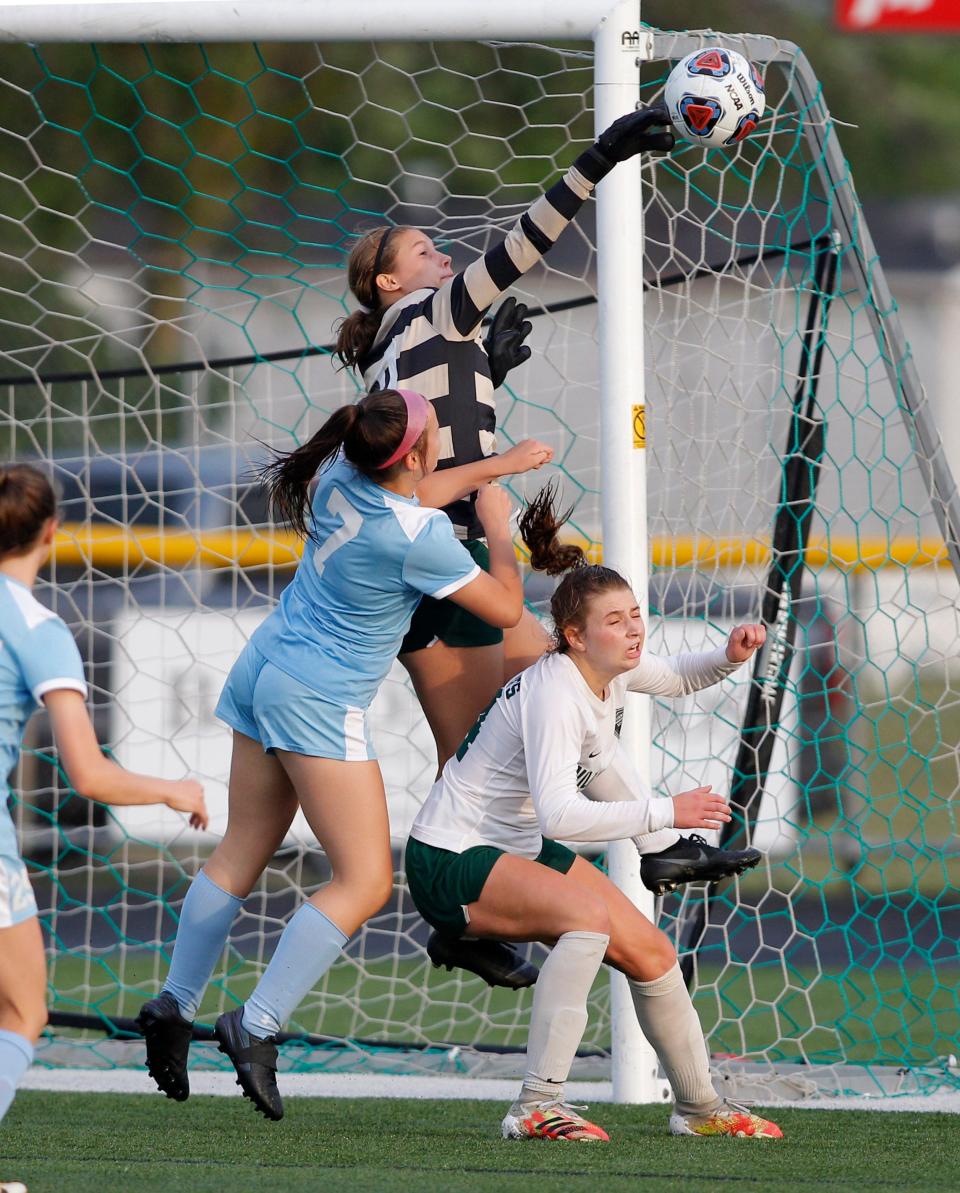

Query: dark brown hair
left=519, top=480, right=630, bottom=654
left=0, top=463, right=57, bottom=558
left=260, top=389, right=428, bottom=540
left=335, top=225, right=414, bottom=370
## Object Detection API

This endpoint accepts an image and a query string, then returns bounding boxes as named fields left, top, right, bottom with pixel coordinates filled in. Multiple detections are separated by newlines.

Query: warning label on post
left=632, top=405, right=646, bottom=448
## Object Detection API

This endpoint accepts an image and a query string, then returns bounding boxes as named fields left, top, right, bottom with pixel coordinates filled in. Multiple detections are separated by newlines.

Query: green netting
left=1, top=29, right=957, bottom=1096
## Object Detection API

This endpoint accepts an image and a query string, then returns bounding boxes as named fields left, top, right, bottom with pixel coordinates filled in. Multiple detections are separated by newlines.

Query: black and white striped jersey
left=359, top=160, right=599, bottom=539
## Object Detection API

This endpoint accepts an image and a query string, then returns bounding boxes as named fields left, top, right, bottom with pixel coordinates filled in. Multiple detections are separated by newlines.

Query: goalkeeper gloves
left=483, top=296, right=533, bottom=389
left=575, top=103, right=674, bottom=183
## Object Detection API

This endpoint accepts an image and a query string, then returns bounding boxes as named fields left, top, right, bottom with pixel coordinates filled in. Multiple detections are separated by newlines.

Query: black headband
left=370, top=227, right=396, bottom=308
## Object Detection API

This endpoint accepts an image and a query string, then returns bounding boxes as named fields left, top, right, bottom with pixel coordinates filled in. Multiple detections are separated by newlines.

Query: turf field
left=2, top=1092, right=957, bottom=1193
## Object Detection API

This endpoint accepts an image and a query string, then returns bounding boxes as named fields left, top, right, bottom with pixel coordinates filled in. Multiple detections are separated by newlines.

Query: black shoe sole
left=426, top=935, right=539, bottom=990
left=643, top=851, right=761, bottom=896
left=214, top=1014, right=283, bottom=1122
left=135, top=1003, right=191, bottom=1102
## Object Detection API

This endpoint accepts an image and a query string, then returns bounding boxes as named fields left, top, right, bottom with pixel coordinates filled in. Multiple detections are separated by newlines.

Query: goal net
left=2, top=11, right=957, bottom=1099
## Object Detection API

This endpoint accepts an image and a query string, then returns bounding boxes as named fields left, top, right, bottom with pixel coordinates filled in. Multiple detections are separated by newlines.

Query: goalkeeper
left=405, top=484, right=784, bottom=1141
left=0, top=464, right=208, bottom=1164
left=336, top=107, right=759, bottom=988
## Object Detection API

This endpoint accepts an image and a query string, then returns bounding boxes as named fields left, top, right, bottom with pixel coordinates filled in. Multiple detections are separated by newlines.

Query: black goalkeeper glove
left=483, top=296, right=533, bottom=390
left=575, top=103, right=674, bottom=184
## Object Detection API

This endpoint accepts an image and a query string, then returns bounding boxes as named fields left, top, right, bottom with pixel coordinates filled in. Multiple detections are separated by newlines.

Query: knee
left=362, top=871, right=395, bottom=918
left=27, top=1004, right=48, bottom=1042
left=333, top=866, right=394, bottom=920
left=568, top=892, right=611, bottom=938
left=619, top=929, right=676, bottom=982
left=0, top=999, right=47, bottom=1043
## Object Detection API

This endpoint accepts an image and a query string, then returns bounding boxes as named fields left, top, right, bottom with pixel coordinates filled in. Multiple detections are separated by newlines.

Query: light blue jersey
left=0, top=574, right=87, bottom=861
left=250, top=456, right=480, bottom=710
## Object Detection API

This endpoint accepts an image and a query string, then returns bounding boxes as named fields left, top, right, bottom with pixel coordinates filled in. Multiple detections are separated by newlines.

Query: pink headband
left=379, top=389, right=431, bottom=469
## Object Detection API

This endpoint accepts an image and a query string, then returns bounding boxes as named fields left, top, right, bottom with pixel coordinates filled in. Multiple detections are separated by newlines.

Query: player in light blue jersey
left=0, top=464, right=208, bottom=1182
left=138, top=388, right=529, bottom=1122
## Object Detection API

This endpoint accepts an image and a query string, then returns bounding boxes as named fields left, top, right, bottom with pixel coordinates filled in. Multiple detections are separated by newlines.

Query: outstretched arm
left=44, top=688, right=208, bottom=829
left=416, top=438, right=552, bottom=509
left=427, top=106, right=674, bottom=342
left=625, top=623, right=766, bottom=698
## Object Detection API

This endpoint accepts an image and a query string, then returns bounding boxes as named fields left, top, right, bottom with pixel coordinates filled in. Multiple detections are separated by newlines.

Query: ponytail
left=335, top=307, right=385, bottom=371
left=518, top=480, right=586, bottom=575
left=0, top=463, right=57, bottom=559
left=519, top=480, right=630, bottom=653
left=261, top=389, right=424, bottom=540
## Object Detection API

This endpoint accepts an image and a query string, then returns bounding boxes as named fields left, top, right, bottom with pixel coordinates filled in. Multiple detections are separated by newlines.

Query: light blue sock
left=0, top=1029, right=34, bottom=1125
left=242, top=903, right=348, bottom=1039
left=162, top=869, right=244, bottom=1021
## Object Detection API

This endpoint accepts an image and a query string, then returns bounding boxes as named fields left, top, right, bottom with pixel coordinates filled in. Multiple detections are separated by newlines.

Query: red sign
left=836, top=0, right=960, bottom=30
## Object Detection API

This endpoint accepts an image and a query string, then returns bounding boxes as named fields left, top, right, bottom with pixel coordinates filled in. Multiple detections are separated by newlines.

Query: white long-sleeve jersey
left=410, top=646, right=741, bottom=858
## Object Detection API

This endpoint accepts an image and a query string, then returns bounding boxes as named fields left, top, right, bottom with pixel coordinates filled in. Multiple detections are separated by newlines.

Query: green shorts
left=399, top=539, right=504, bottom=654
left=405, top=835, right=577, bottom=938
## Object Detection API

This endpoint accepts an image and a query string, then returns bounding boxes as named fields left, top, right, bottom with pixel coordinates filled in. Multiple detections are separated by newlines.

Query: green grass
left=2, top=1092, right=957, bottom=1193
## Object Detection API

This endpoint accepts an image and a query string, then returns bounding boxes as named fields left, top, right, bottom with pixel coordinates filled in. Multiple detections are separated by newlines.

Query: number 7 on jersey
left=312, top=487, right=364, bottom=576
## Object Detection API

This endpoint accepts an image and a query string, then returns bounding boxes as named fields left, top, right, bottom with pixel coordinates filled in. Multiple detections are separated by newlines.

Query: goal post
left=2, top=2, right=958, bottom=1105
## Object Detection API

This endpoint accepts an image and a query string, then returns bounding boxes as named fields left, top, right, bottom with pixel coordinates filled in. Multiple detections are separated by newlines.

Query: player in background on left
left=0, top=464, right=208, bottom=1184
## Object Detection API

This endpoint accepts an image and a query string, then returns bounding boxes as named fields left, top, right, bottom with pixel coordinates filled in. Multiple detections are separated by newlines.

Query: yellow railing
left=50, top=525, right=952, bottom=573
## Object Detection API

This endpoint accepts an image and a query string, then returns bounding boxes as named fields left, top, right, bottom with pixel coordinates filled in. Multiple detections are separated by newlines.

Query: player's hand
left=484, top=297, right=533, bottom=389
left=497, top=438, right=553, bottom=476
left=475, top=482, right=515, bottom=537
left=164, top=779, right=209, bottom=831
left=596, top=103, right=675, bottom=163
left=726, top=623, right=766, bottom=663
left=671, top=785, right=732, bottom=831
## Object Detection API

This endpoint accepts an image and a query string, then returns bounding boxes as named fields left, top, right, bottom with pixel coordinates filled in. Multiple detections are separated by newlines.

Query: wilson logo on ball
left=687, top=49, right=731, bottom=78
left=678, top=96, right=723, bottom=136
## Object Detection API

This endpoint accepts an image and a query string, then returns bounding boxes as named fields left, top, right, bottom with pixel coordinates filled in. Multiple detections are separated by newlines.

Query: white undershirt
left=410, top=646, right=740, bottom=858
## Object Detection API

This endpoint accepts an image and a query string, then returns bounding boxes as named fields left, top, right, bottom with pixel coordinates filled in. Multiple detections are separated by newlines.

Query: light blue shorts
left=216, top=640, right=375, bottom=762
left=0, top=851, right=38, bottom=929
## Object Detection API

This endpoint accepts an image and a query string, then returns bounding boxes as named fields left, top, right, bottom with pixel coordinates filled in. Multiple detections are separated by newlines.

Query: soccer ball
left=664, top=47, right=765, bottom=149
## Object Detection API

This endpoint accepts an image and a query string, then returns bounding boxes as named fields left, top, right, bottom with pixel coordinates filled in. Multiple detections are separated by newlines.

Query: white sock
left=518, top=930, right=609, bottom=1107
left=629, top=961, right=722, bottom=1116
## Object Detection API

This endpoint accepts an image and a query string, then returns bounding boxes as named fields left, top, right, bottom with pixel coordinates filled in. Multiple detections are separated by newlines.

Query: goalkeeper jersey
left=359, top=161, right=599, bottom=539
left=410, top=647, right=740, bottom=859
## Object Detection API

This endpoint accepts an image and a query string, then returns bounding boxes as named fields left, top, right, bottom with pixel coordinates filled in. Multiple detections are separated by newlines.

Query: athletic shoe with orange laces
left=501, top=1099, right=610, bottom=1142
left=669, top=1100, right=783, bottom=1138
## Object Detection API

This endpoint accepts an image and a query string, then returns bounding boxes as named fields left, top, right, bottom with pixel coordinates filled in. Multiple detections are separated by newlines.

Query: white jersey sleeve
left=626, top=647, right=741, bottom=697
left=519, top=679, right=674, bottom=843
left=402, top=513, right=481, bottom=599
left=9, top=610, right=87, bottom=703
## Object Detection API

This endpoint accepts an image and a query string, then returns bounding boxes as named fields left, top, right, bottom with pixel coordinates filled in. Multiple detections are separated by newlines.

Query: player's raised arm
left=428, top=105, right=675, bottom=341
left=444, top=482, right=523, bottom=629
left=415, top=438, right=552, bottom=510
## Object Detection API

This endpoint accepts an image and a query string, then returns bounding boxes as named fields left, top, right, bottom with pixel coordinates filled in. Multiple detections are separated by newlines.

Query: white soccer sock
left=518, top=930, right=609, bottom=1107
left=629, top=961, right=722, bottom=1116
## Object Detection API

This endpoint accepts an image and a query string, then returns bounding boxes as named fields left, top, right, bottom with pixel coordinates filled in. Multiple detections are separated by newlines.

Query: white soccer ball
left=664, top=47, right=765, bottom=149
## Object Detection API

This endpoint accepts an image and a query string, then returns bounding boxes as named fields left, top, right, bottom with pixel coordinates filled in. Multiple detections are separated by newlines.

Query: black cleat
left=135, top=991, right=193, bottom=1102
left=214, top=1007, right=283, bottom=1121
left=426, top=931, right=539, bottom=989
left=640, top=834, right=762, bottom=896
